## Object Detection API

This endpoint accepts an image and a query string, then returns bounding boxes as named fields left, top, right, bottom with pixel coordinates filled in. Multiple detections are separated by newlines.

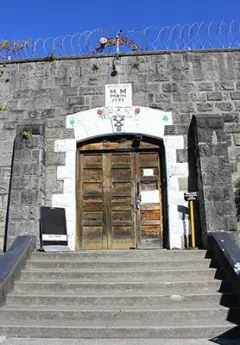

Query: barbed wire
left=1, top=20, right=240, bottom=61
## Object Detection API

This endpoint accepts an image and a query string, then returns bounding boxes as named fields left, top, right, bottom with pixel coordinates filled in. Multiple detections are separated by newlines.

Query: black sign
left=184, top=192, right=198, bottom=201
left=40, top=207, right=68, bottom=247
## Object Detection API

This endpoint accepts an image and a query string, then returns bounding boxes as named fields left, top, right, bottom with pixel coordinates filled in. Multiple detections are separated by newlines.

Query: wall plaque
left=105, top=83, right=132, bottom=107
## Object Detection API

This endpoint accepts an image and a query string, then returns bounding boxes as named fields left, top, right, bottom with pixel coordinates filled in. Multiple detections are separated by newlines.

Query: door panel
left=82, top=212, right=103, bottom=225
left=78, top=154, right=105, bottom=249
left=83, top=169, right=102, bottom=182
left=138, top=153, right=160, bottom=168
left=111, top=154, right=131, bottom=167
left=109, top=153, right=135, bottom=249
left=112, top=168, right=131, bottom=182
left=137, top=152, right=162, bottom=248
left=112, top=183, right=132, bottom=196
left=83, top=155, right=102, bottom=168
left=141, top=209, right=161, bottom=220
left=82, top=226, right=104, bottom=250
left=83, top=199, right=103, bottom=212
left=83, top=182, right=102, bottom=196
left=140, top=225, right=161, bottom=248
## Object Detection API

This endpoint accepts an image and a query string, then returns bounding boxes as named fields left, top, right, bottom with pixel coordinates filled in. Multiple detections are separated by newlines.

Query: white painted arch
left=52, top=106, right=189, bottom=250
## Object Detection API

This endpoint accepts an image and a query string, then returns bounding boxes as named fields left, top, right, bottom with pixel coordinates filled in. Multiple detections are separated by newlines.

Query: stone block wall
left=0, top=50, right=240, bottom=247
left=188, top=115, right=236, bottom=246
left=5, top=124, right=45, bottom=249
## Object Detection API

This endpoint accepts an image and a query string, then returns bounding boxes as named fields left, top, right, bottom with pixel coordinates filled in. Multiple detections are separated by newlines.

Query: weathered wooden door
left=77, top=140, right=163, bottom=250
left=77, top=153, right=106, bottom=250
left=136, top=152, right=162, bottom=248
left=77, top=152, right=136, bottom=249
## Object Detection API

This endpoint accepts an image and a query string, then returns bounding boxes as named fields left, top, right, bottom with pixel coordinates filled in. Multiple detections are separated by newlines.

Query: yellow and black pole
left=189, top=199, right=195, bottom=248
left=184, top=192, right=198, bottom=248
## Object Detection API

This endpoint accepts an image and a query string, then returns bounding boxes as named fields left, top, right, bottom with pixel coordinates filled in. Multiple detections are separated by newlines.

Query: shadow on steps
left=210, top=327, right=240, bottom=343
left=207, top=251, right=240, bottom=343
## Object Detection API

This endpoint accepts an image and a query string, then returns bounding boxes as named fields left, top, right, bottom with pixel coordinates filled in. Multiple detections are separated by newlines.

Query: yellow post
left=189, top=200, right=195, bottom=248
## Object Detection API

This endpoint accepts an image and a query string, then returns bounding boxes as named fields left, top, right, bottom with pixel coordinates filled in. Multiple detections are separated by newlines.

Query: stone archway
left=52, top=106, right=188, bottom=251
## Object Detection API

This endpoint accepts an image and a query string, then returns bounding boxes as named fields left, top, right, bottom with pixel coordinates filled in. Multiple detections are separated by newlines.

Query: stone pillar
left=5, top=124, right=45, bottom=249
left=188, top=115, right=237, bottom=246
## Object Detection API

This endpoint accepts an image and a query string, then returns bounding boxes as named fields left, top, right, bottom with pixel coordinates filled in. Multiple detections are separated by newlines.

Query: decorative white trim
left=53, top=106, right=189, bottom=250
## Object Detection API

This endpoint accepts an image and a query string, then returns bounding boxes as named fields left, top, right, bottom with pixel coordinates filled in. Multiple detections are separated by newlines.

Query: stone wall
left=188, top=115, right=236, bottom=247
left=0, top=50, right=240, bottom=248
left=5, top=124, right=45, bottom=249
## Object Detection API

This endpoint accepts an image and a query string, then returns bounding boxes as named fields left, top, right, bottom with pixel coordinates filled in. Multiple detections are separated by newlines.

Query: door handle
left=136, top=197, right=141, bottom=210
left=136, top=182, right=141, bottom=210
left=137, top=181, right=140, bottom=196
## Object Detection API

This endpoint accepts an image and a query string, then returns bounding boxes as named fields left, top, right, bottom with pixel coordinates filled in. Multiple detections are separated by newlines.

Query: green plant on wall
left=0, top=210, right=3, bottom=222
left=92, top=63, right=99, bottom=72
left=22, top=130, right=31, bottom=140
left=0, top=105, right=8, bottom=111
left=132, top=56, right=140, bottom=69
left=0, top=64, right=5, bottom=77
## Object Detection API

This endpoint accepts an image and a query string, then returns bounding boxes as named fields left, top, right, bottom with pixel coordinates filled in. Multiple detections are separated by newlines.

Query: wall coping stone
left=0, top=235, right=36, bottom=301
left=1, top=48, right=240, bottom=65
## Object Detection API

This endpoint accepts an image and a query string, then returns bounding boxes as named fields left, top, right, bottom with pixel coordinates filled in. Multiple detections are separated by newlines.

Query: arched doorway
left=76, top=134, right=168, bottom=250
left=53, top=105, right=187, bottom=250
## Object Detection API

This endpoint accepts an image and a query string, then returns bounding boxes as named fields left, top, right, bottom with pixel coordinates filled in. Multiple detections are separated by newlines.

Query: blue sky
left=1, top=0, right=239, bottom=40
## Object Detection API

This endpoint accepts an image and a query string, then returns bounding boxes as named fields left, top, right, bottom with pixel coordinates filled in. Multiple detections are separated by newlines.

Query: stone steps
left=1, top=306, right=239, bottom=323
left=19, top=268, right=217, bottom=281
left=26, top=259, right=212, bottom=270
left=0, top=249, right=239, bottom=339
left=6, top=292, right=237, bottom=307
left=0, top=323, right=237, bottom=339
left=31, top=250, right=207, bottom=261
left=1, top=338, right=240, bottom=345
left=12, top=279, right=227, bottom=294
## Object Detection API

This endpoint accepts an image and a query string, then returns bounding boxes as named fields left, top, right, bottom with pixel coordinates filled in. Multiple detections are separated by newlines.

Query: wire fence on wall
left=1, top=20, right=240, bottom=61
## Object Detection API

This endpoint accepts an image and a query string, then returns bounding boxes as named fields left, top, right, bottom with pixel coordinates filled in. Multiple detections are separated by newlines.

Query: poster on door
left=141, top=190, right=160, bottom=204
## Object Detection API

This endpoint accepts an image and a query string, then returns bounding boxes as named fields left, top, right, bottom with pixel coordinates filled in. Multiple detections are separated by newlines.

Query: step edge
left=28, top=260, right=209, bottom=263
left=14, top=279, right=223, bottom=284
left=8, top=292, right=234, bottom=297
left=20, top=269, right=216, bottom=274
left=0, top=324, right=232, bottom=329
left=1, top=307, right=237, bottom=312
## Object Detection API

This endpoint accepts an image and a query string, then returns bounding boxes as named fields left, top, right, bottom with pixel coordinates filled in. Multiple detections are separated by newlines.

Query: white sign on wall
left=105, top=83, right=132, bottom=107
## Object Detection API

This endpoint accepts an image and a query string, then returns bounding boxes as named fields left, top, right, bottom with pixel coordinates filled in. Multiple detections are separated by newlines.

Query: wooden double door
left=77, top=142, right=163, bottom=250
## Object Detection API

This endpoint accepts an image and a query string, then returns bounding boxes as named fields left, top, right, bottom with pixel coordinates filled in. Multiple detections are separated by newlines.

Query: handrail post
left=189, top=200, right=196, bottom=248
left=184, top=192, right=198, bottom=249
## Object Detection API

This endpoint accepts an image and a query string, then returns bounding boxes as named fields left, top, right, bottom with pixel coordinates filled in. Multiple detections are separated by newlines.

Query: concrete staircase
left=0, top=249, right=240, bottom=340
